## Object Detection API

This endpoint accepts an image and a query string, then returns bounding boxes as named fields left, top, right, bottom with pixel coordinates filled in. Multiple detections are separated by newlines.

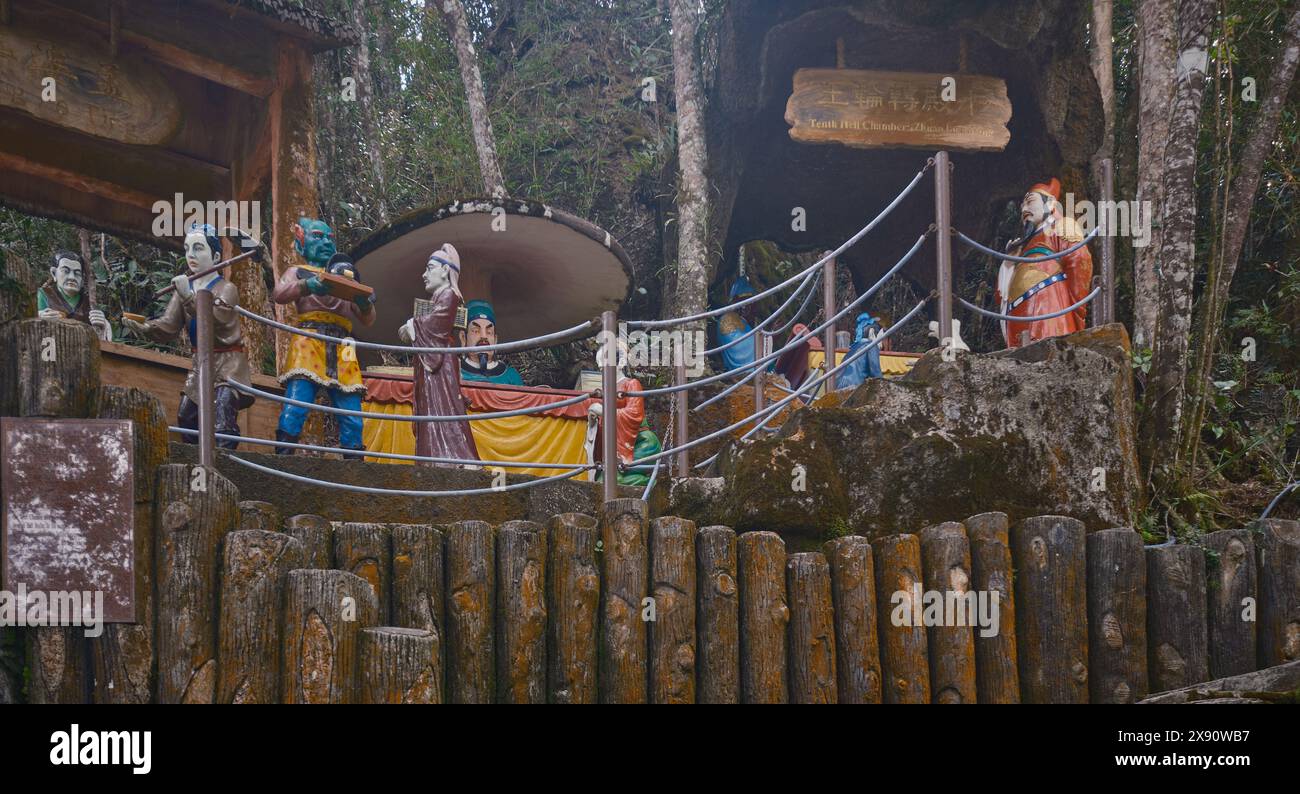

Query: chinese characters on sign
left=784, top=69, right=1011, bottom=152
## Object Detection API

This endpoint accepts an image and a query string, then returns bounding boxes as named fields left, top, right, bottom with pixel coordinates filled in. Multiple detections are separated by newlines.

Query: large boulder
left=675, top=324, right=1142, bottom=541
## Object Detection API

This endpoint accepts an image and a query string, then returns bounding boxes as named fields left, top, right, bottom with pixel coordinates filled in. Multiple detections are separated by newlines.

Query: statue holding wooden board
left=38, top=251, right=112, bottom=342
left=121, top=224, right=254, bottom=448
left=271, top=217, right=376, bottom=458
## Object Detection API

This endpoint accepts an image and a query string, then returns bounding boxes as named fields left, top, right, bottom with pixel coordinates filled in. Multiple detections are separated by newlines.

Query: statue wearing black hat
left=459, top=299, right=523, bottom=386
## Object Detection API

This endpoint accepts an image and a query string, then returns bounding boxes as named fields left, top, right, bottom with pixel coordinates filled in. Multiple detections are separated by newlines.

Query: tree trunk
left=435, top=0, right=507, bottom=197
left=1133, top=0, right=1177, bottom=349
left=1089, top=0, right=1115, bottom=199
left=347, top=0, right=389, bottom=223
left=667, top=0, right=711, bottom=329
left=1182, top=7, right=1300, bottom=467
left=77, top=228, right=97, bottom=309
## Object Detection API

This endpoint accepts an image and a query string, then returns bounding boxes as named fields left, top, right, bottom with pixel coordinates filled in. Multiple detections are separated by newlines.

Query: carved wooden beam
left=0, top=151, right=158, bottom=210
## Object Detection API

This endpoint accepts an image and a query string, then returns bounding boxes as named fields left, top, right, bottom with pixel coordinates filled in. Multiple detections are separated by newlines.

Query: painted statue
left=38, top=251, right=112, bottom=341
left=398, top=244, right=479, bottom=466
left=459, top=299, right=524, bottom=385
left=271, top=218, right=376, bottom=458
left=996, top=178, right=1093, bottom=348
left=716, top=276, right=758, bottom=372
left=586, top=337, right=661, bottom=485
left=838, top=311, right=883, bottom=390
left=121, top=224, right=254, bottom=448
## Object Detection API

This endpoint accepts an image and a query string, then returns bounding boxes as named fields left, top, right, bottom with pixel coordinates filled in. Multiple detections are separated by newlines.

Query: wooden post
left=917, top=521, right=978, bottom=703
left=674, top=362, right=688, bottom=476
left=496, top=520, right=547, bottom=704
left=1098, top=157, right=1116, bottom=325
left=649, top=516, right=697, bottom=704
left=282, top=569, right=378, bottom=704
left=445, top=520, right=495, bottom=704
left=390, top=524, right=445, bottom=637
left=599, top=498, right=649, bottom=703
left=822, top=254, right=836, bottom=392
left=697, top=525, right=740, bottom=703
left=1204, top=528, right=1257, bottom=678
left=26, top=628, right=90, bottom=704
left=738, top=530, right=788, bottom=703
left=823, top=536, right=882, bottom=703
left=194, top=288, right=215, bottom=467
left=546, top=513, right=600, bottom=704
left=1085, top=528, right=1148, bottom=703
left=1011, top=516, right=1088, bottom=703
left=873, top=534, right=930, bottom=704
left=600, top=310, right=618, bottom=500
left=965, top=512, right=1019, bottom=703
left=1145, top=544, right=1209, bottom=692
left=91, top=386, right=168, bottom=704
left=283, top=514, right=333, bottom=568
left=785, top=552, right=837, bottom=704
left=333, top=522, right=392, bottom=624
left=155, top=462, right=239, bottom=703
left=933, top=150, right=953, bottom=351
left=237, top=500, right=281, bottom=532
left=360, top=627, right=441, bottom=704
left=217, top=530, right=304, bottom=703
left=1254, top=519, right=1300, bottom=667
left=752, top=333, right=764, bottom=419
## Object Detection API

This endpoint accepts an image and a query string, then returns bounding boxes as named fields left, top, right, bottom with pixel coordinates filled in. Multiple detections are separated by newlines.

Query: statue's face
left=466, top=317, right=497, bottom=360
left=184, top=232, right=216, bottom=273
left=52, top=257, right=82, bottom=296
left=295, top=219, right=336, bottom=266
left=1021, top=191, right=1050, bottom=227
left=423, top=261, right=449, bottom=294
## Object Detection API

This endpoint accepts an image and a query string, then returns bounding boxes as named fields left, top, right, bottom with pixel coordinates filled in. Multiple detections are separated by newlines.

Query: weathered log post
left=282, top=569, right=378, bottom=704
left=1145, top=544, right=1209, bottom=692
left=965, top=512, right=1018, bottom=703
left=360, top=626, right=440, bottom=704
left=237, top=500, right=281, bottom=533
left=1204, top=528, right=1256, bottom=678
left=496, top=520, right=547, bottom=704
left=917, top=522, right=977, bottom=704
left=649, top=516, right=697, bottom=704
left=546, top=513, right=600, bottom=704
left=389, top=523, right=445, bottom=697
left=738, top=530, right=788, bottom=703
left=6, top=319, right=99, bottom=703
left=697, top=526, right=740, bottom=704
left=333, top=522, right=392, bottom=623
left=217, top=530, right=305, bottom=703
left=873, top=534, right=930, bottom=704
left=1085, top=528, right=1148, bottom=703
left=91, top=386, right=167, bottom=704
left=823, top=536, right=881, bottom=703
left=599, top=499, right=649, bottom=704
left=1011, top=516, right=1088, bottom=703
left=786, top=552, right=836, bottom=704
left=155, top=462, right=239, bottom=703
left=445, top=520, right=495, bottom=704
left=1255, top=519, right=1300, bottom=667
left=283, top=514, right=333, bottom=568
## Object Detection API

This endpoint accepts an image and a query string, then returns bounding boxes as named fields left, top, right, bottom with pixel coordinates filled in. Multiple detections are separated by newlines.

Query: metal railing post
left=934, top=150, right=954, bottom=352
left=753, top=332, right=764, bottom=420
left=601, top=310, right=618, bottom=501
left=674, top=361, right=688, bottom=477
left=822, top=252, right=836, bottom=393
left=195, top=287, right=215, bottom=468
left=1099, top=157, right=1116, bottom=326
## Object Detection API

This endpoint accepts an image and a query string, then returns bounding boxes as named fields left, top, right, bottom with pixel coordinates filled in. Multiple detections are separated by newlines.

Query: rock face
left=681, top=324, right=1141, bottom=541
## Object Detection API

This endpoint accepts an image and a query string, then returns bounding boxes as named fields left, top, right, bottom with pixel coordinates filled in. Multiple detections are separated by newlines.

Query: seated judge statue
left=715, top=275, right=759, bottom=372
left=459, top=299, right=524, bottom=385
left=121, top=224, right=254, bottom=448
left=271, top=218, right=376, bottom=458
left=586, top=337, right=661, bottom=485
left=39, top=251, right=112, bottom=341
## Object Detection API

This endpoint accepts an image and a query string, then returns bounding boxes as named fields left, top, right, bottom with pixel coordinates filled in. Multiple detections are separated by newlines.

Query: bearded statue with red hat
left=995, top=178, right=1093, bottom=347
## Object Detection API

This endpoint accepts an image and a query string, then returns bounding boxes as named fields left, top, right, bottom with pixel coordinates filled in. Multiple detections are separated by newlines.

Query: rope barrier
left=235, top=305, right=598, bottom=356
left=224, top=379, right=593, bottom=422
left=691, top=293, right=931, bottom=471
left=953, top=224, right=1100, bottom=264
left=760, top=266, right=823, bottom=338
left=628, top=159, right=933, bottom=330
left=702, top=268, right=819, bottom=357
left=638, top=293, right=932, bottom=468
left=627, top=229, right=930, bottom=398
left=166, top=426, right=593, bottom=469
left=958, top=286, right=1100, bottom=323
left=1260, top=481, right=1299, bottom=520
left=224, top=453, right=591, bottom=497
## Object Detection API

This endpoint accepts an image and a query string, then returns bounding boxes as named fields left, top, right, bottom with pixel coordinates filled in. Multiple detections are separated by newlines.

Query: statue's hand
left=171, top=274, right=194, bottom=301
left=38, top=307, right=64, bottom=320
left=398, top=318, right=414, bottom=344
left=587, top=402, right=603, bottom=417
left=304, top=275, right=331, bottom=296
left=122, top=317, right=148, bottom=335
left=89, top=310, right=111, bottom=341
left=353, top=293, right=374, bottom=312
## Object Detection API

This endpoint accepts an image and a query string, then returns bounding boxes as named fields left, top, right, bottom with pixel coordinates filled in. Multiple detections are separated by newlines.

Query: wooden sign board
left=785, top=68, right=1011, bottom=152
left=1, top=418, right=135, bottom=623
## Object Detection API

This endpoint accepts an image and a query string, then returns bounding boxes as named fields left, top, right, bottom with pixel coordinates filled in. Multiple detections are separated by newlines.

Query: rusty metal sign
left=1, top=418, right=135, bottom=623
